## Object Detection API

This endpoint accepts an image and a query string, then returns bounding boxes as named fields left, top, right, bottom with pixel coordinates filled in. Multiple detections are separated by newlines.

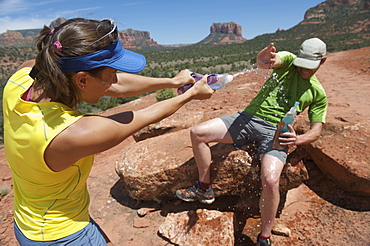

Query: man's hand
left=278, top=124, right=298, bottom=146
left=257, top=43, right=277, bottom=69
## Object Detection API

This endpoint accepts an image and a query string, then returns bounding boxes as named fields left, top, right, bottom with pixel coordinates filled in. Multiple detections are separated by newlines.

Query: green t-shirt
left=244, top=51, right=327, bottom=126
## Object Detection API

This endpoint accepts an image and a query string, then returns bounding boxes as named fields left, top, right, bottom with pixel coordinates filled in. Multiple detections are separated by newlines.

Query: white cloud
left=0, top=16, right=54, bottom=33
left=0, top=0, right=65, bottom=15
left=0, top=3, right=104, bottom=34
left=0, top=0, right=27, bottom=15
left=0, top=0, right=66, bottom=33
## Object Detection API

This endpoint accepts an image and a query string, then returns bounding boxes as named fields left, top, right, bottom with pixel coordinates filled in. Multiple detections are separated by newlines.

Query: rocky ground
left=1, top=46, right=369, bottom=246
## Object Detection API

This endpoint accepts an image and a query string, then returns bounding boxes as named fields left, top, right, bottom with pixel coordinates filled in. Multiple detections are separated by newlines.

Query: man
left=176, top=38, right=328, bottom=246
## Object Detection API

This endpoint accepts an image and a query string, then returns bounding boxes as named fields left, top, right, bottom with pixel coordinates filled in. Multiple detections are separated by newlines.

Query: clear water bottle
left=273, top=101, right=300, bottom=150
left=177, top=73, right=233, bottom=95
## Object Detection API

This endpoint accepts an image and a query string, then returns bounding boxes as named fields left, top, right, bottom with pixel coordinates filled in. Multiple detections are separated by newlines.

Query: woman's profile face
left=96, top=67, right=118, bottom=88
left=82, top=67, right=118, bottom=104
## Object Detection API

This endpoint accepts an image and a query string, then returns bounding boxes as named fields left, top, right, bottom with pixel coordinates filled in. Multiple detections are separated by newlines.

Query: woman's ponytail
left=35, top=41, right=71, bottom=104
left=35, top=25, right=54, bottom=52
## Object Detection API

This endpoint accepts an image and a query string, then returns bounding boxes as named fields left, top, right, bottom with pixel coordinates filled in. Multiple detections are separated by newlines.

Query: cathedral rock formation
left=210, top=22, right=243, bottom=37
left=199, top=22, right=246, bottom=45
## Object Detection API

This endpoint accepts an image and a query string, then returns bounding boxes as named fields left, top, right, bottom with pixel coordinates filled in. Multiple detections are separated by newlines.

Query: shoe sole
left=199, top=198, right=215, bottom=204
left=176, top=191, right=215, bottom=204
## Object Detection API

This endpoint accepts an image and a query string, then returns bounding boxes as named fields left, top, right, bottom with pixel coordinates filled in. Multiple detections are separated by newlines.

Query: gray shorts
left=220, top=110, right=288, bottom=163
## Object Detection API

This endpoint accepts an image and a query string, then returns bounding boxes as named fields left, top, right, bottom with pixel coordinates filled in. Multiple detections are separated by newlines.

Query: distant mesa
left=118, top=29, right=160, bottom=50
left=211, top=22, right=243, bottom=37
left=197, top=22, right=246, bottom=45
left=0, top=30, right=32, bottom=42
left=0, top=30, right=34, bottom=47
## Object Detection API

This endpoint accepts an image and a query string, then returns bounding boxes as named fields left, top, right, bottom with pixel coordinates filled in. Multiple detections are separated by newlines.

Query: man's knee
left=190, top=125, right=203, bottom=141
left=190, top=122, right=214, bottom=142
left=261, top=173, right=280, bottom=192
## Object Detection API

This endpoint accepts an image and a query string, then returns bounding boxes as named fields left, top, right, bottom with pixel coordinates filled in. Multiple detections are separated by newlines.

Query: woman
left=3, top=18, right=213, bottom=245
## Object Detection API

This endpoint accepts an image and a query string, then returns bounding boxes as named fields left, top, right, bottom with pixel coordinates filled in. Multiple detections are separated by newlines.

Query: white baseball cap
left=293, top=38, right=327, bottom=70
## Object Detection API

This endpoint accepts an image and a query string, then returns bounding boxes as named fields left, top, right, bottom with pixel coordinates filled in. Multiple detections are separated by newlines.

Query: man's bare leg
left=190, top=118, right=234, bottom=183
left=259, top=154, right=285, bottom=238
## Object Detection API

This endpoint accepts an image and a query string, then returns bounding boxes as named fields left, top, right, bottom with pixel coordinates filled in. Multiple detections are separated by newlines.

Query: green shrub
left=1, top=185, right=10, bottom=196
left=155, top=88, right=176, bottom=102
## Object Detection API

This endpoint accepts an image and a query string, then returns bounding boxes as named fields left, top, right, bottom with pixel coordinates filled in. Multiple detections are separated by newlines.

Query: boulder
left=115, top=128, right=308, bottom=201
left=296, top=118, right=370, bottom=196
left=158, top=209, right=234, bottom=246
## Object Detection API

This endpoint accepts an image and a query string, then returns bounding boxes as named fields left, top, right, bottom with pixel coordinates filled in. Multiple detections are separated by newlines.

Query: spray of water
left=232, top=67, right=272, bottom=81
left=233, top=68, right=292, bottom=115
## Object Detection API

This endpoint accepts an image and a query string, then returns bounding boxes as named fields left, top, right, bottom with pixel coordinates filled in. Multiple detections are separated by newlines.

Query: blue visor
left=60, top=39, right=146, bottom=73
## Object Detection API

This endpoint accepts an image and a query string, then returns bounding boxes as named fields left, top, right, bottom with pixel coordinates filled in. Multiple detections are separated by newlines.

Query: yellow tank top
left=3, top=67, right=93, bottom=241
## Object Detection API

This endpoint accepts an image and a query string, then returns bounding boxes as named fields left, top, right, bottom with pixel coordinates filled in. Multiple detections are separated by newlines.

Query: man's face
left=297, top=66, right=320, bottom=79
left=296, top=58, right=326, bottom=79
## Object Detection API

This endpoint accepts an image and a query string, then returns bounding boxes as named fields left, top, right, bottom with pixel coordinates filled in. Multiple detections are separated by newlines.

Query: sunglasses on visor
left=87, top=18, right=118, bottom=48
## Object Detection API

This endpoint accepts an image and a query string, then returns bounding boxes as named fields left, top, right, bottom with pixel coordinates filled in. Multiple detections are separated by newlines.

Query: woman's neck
left=22, top=85, right=53, bottom=103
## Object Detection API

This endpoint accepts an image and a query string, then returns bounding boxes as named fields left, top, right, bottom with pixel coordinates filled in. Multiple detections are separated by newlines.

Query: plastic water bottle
left=273, top=101, right=300, bottom=150
left=177, top=73, right=233, bottom=95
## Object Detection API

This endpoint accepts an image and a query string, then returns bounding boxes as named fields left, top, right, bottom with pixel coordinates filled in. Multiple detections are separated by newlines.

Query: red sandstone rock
left=158, top=209, right=234, bottom=246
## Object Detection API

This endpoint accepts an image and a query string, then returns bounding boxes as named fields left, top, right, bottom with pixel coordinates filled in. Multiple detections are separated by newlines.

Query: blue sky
left=0, top=0, right=325, bottom=45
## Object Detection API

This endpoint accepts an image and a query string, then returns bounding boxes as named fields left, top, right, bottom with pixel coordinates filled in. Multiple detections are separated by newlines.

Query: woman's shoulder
left=17, top=60, right=35, bottom=71
left=6, top=66, right=33, bottom=90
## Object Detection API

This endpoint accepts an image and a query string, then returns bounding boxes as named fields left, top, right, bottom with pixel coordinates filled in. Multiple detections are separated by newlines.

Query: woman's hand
left=171, top=69, right=195, bottom=87
left=186, top=74, right=214, bottom=100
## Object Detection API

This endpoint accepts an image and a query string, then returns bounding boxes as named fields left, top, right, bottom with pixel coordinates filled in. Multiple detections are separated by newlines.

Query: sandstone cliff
left=118, top=29, right=160, bottom=49
left=0, top=30, right=34, bottom=47
left=266, top=0, right=370, bottom=47
left=210, top=22, right=243, bottom=37
left=303, top=0, right=366, bottom=24
left=199, top=22, right=246, bottom=45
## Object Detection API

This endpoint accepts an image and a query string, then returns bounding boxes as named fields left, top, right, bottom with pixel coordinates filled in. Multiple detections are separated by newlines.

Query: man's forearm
left=296, top=122, right=323, bottom=145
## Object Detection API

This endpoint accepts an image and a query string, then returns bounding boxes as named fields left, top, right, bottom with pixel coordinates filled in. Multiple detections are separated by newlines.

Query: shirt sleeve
left=308, top=79, right=328, bottom=123
left=276, top=51, right=296, bottom=70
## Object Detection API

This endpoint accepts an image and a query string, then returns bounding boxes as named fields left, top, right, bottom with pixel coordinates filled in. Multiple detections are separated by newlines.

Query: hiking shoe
left=256, top=234, right=272, bottom=246
left=175, top=181, right=215, bottom=204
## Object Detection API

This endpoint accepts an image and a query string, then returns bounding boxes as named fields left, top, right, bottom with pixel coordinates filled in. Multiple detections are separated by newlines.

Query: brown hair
left=33, top=18, right=118, bottom=107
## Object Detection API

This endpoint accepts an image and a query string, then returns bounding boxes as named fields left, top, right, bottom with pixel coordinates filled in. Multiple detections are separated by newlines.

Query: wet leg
left=259, top=154, right=285, bottom=238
